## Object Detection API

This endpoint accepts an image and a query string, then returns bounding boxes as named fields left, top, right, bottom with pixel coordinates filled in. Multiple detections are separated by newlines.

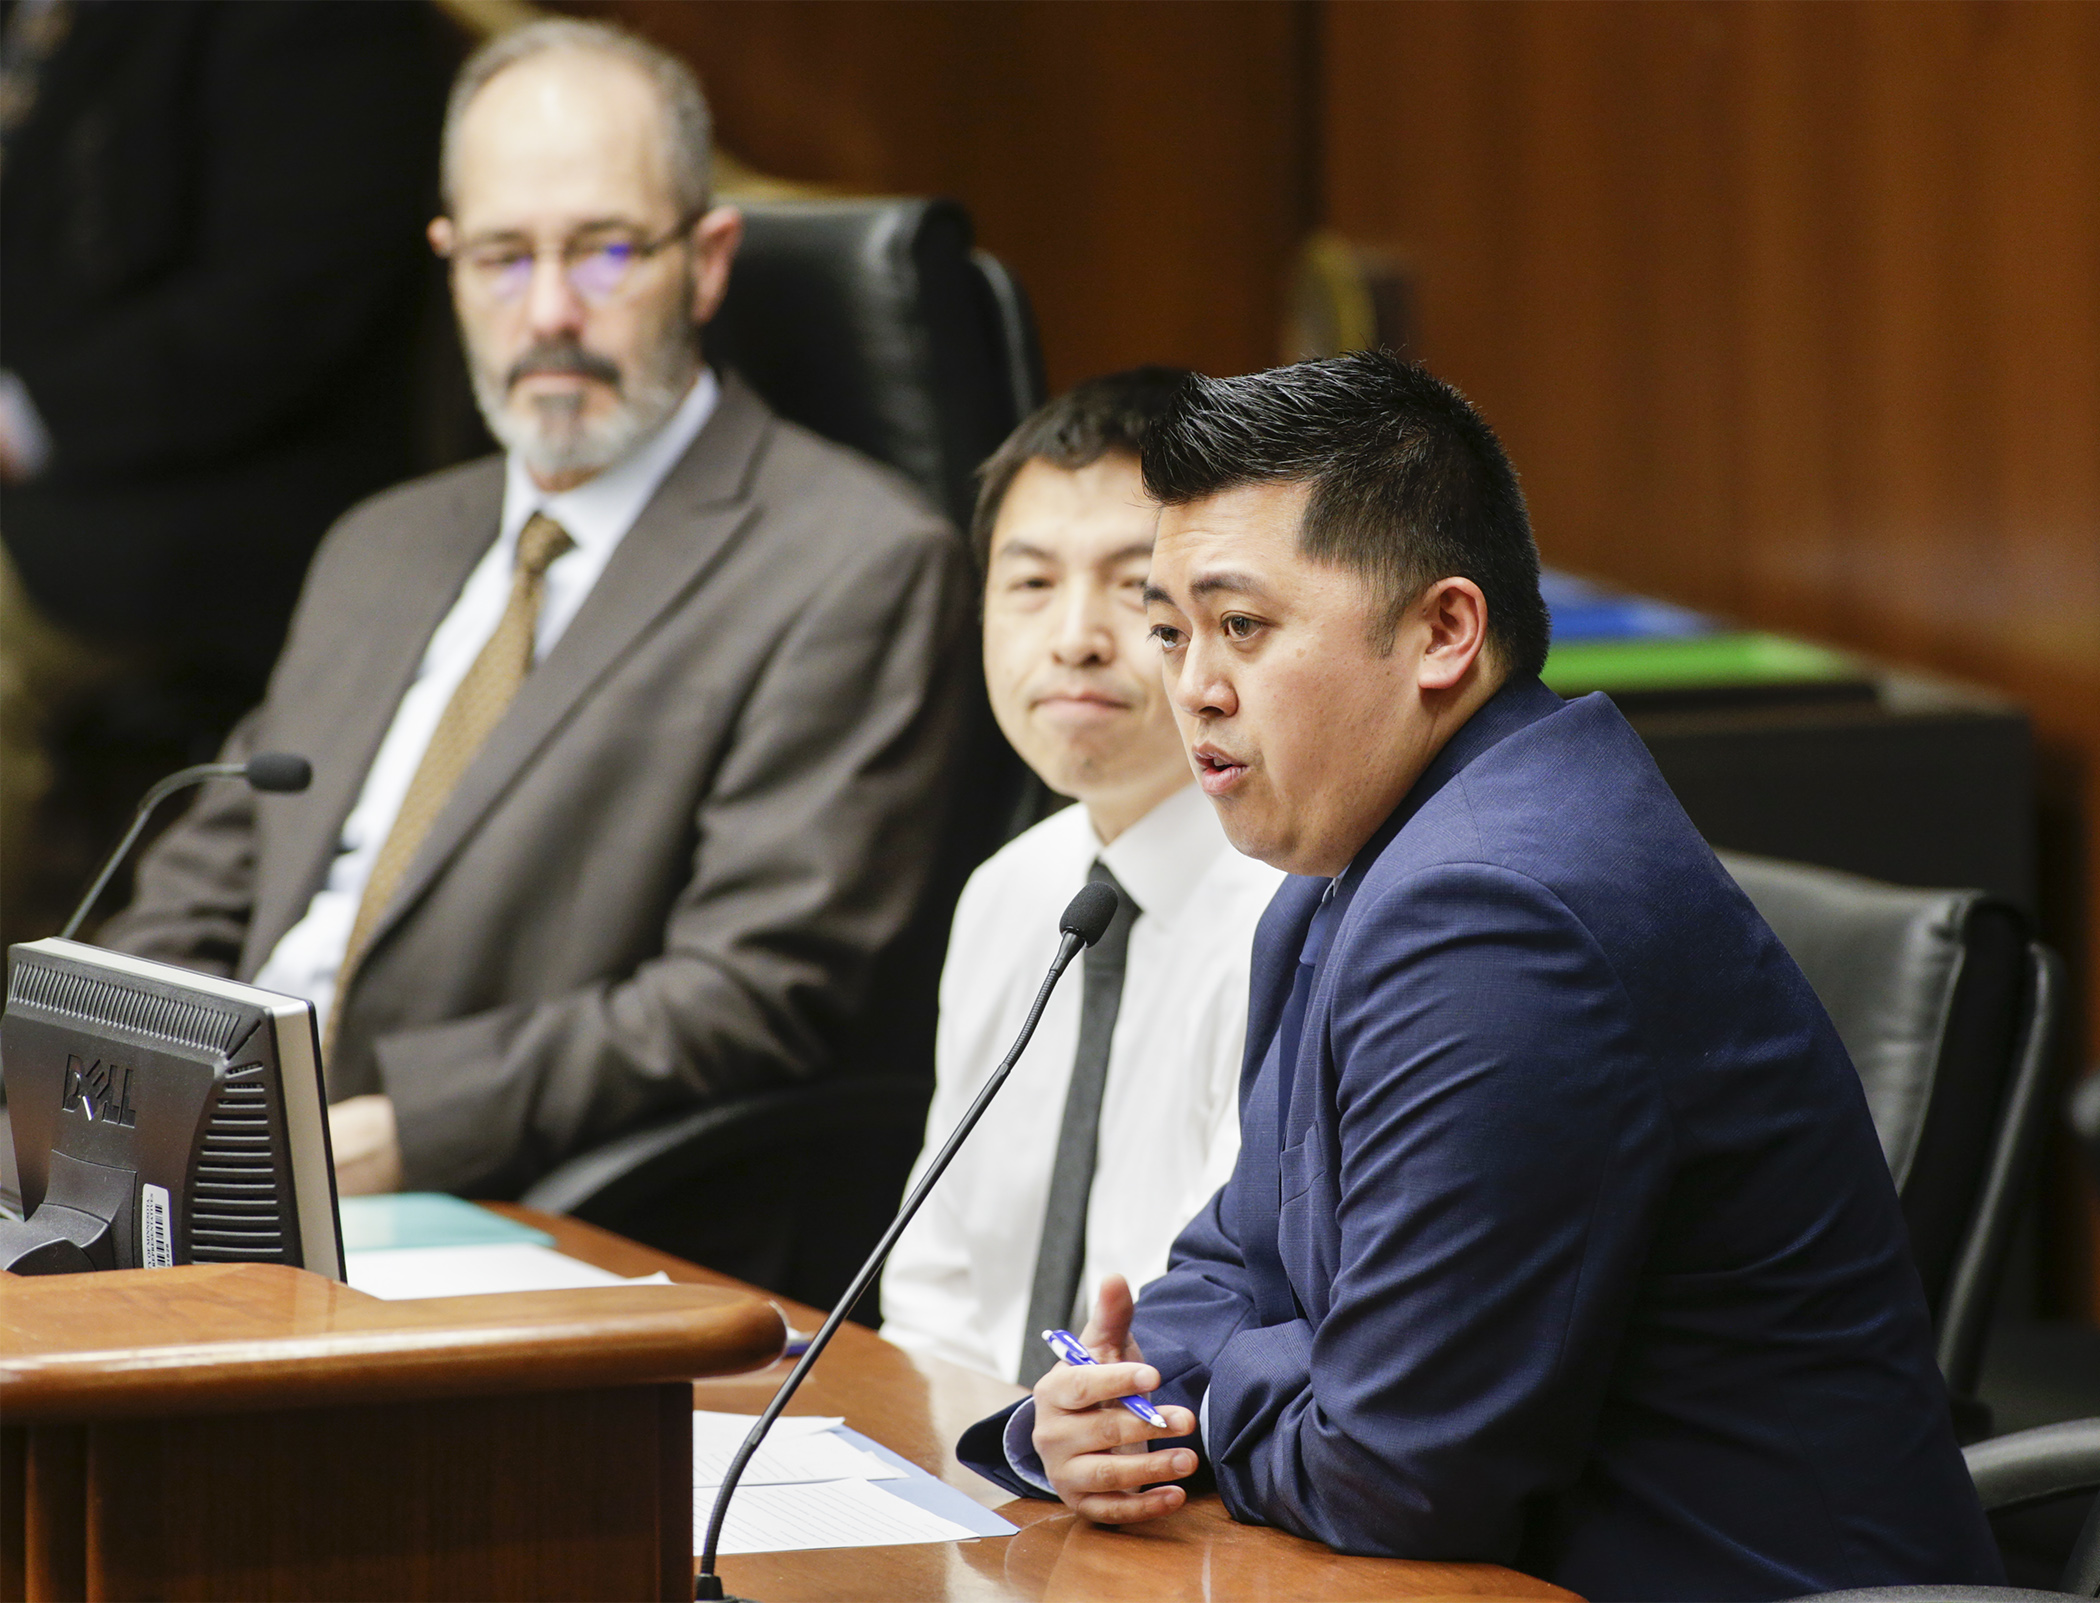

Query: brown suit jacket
left=105, top=375, right=975, bottom=1196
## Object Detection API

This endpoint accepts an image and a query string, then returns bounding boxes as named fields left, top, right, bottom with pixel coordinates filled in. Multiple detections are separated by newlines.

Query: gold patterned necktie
left=324, top=513, right=574, bottom=1063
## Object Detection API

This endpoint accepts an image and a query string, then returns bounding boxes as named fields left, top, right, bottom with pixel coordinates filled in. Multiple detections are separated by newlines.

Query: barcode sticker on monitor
left=141, top=1183, right=173, bottom=1268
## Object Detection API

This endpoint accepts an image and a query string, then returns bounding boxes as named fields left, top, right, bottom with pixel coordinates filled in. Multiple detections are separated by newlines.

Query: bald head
left=441, top=19, right=712, bottom=219
left=447, top=47, right=678, bottom=241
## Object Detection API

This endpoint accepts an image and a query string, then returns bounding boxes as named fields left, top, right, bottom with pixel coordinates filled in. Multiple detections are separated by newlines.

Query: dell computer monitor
left=0, top=938, right=343, bottom=1278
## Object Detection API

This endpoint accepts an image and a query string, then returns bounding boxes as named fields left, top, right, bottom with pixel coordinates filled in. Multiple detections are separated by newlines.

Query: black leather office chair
left=707, top=196, right=1046, bottom=532
left=519, top=199, right=1047, bottom=1313
left=1717, top=852, right=2063, bottom=1429
left=1779, top=1422, right=2100, bottom=1601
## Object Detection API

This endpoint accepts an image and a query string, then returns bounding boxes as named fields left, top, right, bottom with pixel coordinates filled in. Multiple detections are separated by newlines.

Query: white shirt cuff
left=1002, top=1398, right=1057, bottom=1495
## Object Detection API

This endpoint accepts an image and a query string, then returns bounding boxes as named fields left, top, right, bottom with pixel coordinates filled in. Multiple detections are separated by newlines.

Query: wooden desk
left=498, top=1206, right=1577, bottom=1603
left=0, top=1255, right=783, bottom=1601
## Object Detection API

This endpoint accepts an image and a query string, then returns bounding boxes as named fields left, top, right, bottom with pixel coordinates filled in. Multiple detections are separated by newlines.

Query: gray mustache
left=507, top=340, right=622, bottom=391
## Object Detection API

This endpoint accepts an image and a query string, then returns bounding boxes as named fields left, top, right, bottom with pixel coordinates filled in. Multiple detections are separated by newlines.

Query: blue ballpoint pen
left=1040, top=1328, right=1171, bottom=1429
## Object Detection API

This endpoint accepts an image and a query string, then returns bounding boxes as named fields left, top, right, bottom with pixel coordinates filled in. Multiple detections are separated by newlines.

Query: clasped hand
left=1030, top=1274, right=1201, bottom=1523
left=327, top=1093, right=402, bottom=1196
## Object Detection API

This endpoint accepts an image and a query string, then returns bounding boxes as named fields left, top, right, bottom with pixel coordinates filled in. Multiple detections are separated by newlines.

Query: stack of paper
left=339, top=1193, right=675, bottom=1300
left=693, top=1411, right=1015, bottom=1555
left=346, top=1240, right=674, bottom=1300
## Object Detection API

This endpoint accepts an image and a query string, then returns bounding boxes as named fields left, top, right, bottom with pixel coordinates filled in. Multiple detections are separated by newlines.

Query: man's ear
left=1416, top=577, right=1490, bottom=692
left=428, top=216, right=454, bottom=258
left=689, top=205, right=744, bottom=326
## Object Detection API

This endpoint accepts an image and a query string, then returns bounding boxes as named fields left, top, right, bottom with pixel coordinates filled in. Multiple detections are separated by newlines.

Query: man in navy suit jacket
left=957, top=352, right=2002, bottom=1600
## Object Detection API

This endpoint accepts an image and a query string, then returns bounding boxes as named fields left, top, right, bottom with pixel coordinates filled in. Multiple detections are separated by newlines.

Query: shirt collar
left=1094, top=782, right=1234, bottom=927
left=499, top=364, right=721, bottom=558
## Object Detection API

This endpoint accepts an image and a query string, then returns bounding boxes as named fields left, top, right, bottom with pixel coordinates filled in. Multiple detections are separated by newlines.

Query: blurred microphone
left=694, top=880, right=1121, bottom=1602
left=58, top=754, right=313, bottom=941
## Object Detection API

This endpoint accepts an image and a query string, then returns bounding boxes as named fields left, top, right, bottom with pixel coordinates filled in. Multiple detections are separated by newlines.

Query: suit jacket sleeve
left=376, top=518, right=974, bottom=1196
left=1193, top=859, right=1675, bottom=1561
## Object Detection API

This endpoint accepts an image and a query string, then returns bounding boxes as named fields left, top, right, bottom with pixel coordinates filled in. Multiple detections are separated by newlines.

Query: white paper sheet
left=692, top=1414, right=900, bottom=1488
left=345, top=1241, right=674, bottom=1300
left=701, top=1476, right=981, bottom=1555
left=693, top=1410, right=843, bottom=1440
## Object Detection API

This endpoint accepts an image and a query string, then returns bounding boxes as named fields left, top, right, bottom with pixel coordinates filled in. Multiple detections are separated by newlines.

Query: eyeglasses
left=444, top=214, right=699, bottom=305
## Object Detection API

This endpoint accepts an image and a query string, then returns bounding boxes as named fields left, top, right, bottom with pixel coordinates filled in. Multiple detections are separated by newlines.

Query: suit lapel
left=1240, top=877, right=1325, bottom=1112
left=1233, top=876, right=1324, bottom=1324
left=356, top=379, right=774, bottom=962
left=246, top=462, right=503, bottom=971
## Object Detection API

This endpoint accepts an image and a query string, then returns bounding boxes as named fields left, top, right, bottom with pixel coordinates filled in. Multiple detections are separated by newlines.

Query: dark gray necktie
left=1017, top=859, right=1139, bottom=1385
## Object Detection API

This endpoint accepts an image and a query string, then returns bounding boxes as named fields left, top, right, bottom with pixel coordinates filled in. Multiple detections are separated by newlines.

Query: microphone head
left=1059, top=882, right=1121, bottom=948
left=243, top=752, right=312, bottom=794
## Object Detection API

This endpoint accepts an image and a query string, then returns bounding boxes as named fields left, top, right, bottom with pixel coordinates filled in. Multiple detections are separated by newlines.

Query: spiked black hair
left=1141, top=351, right=1549, bottom=673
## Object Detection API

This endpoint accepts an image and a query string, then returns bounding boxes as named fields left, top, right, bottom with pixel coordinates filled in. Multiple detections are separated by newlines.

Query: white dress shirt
left=880, top=781, right=1285, bottom=1383
left=254, top=370, right=720, bottom=1030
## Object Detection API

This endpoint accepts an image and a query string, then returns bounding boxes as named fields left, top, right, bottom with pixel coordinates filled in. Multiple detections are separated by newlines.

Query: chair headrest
left=707, top=197, right=1043, bottom=531
left=1719, top=850, right=2025, bottom=1189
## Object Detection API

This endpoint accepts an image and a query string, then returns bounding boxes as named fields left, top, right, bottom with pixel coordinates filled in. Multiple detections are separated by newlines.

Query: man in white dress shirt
left=104, top=21, right=972, bottom=1202
left=881, top=370, right=1284, bottom=1382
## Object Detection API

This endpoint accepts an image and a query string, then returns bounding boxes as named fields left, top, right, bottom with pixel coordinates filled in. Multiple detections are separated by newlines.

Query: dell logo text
left=61, top=1055, right=138, bottom=1129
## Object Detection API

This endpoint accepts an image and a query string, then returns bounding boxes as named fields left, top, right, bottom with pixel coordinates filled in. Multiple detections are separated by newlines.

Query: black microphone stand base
left=693, top=1574, right=759, bottom=1601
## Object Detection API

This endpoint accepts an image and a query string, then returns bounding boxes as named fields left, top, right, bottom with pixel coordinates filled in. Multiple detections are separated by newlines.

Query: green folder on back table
left=1544, top=631, right=1870, bottom=704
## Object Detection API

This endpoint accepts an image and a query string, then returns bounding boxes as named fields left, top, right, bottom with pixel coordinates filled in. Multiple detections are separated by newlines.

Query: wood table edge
left=0, top=1269, right=786, bottom=1420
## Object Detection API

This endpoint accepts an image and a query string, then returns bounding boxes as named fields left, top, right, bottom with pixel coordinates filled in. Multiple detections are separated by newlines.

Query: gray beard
left=471, top=333, right=699, bottom=480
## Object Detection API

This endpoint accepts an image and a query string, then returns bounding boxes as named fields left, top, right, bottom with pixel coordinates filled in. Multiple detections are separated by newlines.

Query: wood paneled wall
left=1326, top=1, right=2100, bottom=738
left=1329, top=0, right=2100, bottom=1305
left=577, top=0, right=1314, bottom=394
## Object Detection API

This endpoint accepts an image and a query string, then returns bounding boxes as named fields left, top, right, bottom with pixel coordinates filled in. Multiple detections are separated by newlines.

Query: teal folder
left=337, top=1192, right=554, bottom=1252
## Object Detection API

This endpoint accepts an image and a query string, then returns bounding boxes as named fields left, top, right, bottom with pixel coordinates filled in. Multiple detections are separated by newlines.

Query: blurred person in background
left=101, top=19, right=974, bottom=1204
left=881, top=369, right=1283, bottom=1383
left=0, top=0, right=456, bottom=945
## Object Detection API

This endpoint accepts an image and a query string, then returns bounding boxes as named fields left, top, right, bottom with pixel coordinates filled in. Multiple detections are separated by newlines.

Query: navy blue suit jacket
left=961, top=677, right=2001, bottom=1601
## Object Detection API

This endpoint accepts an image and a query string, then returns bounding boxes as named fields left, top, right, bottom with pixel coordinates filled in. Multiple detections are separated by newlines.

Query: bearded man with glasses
left=103, top=19, right=977, bottom=1206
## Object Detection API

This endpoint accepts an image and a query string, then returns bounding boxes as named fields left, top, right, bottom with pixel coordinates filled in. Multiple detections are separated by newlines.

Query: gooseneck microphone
left=58, top=753, right=313, bottom=941
left=694, top=880, right=1121, bottom=1603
